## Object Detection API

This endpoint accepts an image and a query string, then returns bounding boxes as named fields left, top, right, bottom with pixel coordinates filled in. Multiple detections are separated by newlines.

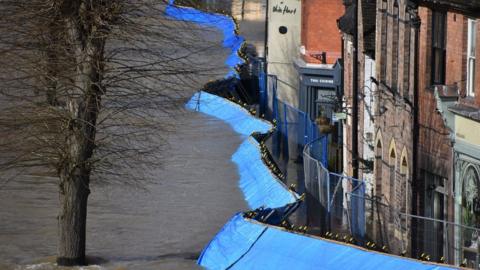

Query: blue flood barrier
left=197, top=213, right=267, bottom=270
left=185, top=91, right=296, bottom=209
left=199, top=213, right=456, bottom=270
left=185, top=91, right=272, bottom=137
left=167, top=2, right=458, bottom=270
left=165, top=1, right=245, bottom=78
left=233, top=138, right=297, bottom=209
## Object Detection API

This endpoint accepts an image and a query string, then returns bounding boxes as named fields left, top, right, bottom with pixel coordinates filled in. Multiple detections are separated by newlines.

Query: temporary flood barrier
left=185, top=91, right=271, bottom=137
left=166, top=2, right=456, bottom=270
left=198, top=213, right=455, bottom=270
left=165, top=0, right=245, bottom=78
left=233, top=138, right=297, bottom=209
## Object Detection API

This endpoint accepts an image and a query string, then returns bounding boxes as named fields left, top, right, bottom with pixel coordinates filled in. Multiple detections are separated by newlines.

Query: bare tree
left=0, top=0, right=228, bottom=266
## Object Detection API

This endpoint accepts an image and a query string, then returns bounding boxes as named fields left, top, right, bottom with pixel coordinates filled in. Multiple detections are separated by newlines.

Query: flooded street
left=0, top=1, right=266, bottom=269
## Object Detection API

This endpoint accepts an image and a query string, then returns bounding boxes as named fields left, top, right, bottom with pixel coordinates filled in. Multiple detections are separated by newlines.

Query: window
left=431, top=11, right=446, bottom=85
left=381, top=0, right=388, bottom=81
left=392, top=0, right=399, bottom=91
left=467, top=19, right=477, bottom=97
left=403, top=12, right=412, bottom=98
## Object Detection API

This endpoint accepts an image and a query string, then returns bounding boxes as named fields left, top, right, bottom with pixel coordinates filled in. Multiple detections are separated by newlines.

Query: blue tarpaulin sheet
left=185, top=91, right=272, bottom=137
left=165, top=1, right=245, bottom=78
left=233, top=138, right=297, bottom=209
left=166, top=2, right=455, bottom=270
left=199, top=213, right=456, bottom=270
left=185, top=91, right=296, bottom=209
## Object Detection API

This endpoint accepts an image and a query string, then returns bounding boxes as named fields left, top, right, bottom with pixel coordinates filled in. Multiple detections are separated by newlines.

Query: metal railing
left=303, top=138, right=364, bottom=237
left=304, top=137, right=480, bottom=268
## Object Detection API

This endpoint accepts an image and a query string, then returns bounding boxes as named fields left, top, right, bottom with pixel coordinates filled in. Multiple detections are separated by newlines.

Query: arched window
left=388, top=140, right=397, bottom=220
left=375, top=131, right=384, bottom=196
left=400, top=148, right=409, bottom=215
left=462, top=166, right=480, bottom=227
left=461, top=165, right=480, bottom=267
left=389, top=140, right=397, bottom=167
left=401, top=156, right=408, bottom=174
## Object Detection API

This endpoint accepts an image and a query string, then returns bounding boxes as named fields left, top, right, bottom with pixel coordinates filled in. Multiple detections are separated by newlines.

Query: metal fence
left=304, top=138, right=480, bottom=268
left=259, top=71, right=328, bottom=167
left=362, top=194, right=480, bottom=268
left=303, top=138, right=365, bottom=239
left=257, top=62, right=480, bottom=269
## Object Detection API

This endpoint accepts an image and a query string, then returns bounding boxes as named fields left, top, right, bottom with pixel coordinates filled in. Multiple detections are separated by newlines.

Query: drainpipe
left=352, top=0, right=359, bottom=179
left=341, top=34, right=345, bottom=173
left=264, top=0, right=269, bottom=61
left=411, top=10, right=421, bottom=258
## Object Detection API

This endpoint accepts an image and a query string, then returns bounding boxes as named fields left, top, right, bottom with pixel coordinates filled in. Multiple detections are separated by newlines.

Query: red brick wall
left=373, top=0, right=414, bottom=191
left=445, top=12, right=465, bottom=89
left=301, top=0, right=344, bottom=64
left=417, top=6, right=453, bottom=216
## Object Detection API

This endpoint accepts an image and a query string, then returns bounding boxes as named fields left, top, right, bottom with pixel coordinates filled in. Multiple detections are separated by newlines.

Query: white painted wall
left=266, top=0, right=301, bottom=106
left=362, top=56, right=376, bottom=194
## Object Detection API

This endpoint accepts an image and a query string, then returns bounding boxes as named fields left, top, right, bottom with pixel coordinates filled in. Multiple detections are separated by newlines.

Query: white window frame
left=467, top=18, right=477, bottom=97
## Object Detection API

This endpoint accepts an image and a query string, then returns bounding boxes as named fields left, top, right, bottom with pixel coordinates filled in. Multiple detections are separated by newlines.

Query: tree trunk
left=54, top=1, right=106, bottom=266
left=57, top=170, right=90, bottom=266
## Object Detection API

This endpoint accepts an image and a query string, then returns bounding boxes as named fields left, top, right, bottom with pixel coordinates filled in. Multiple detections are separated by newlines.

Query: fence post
left=322, top=135, right=328, bottom=168
left=327, top=170, right=331, bottom=232
left=259, top=70, right=266, bottom=115
left=283, top=103, right=289, bottom=158
left=284, top=103, right=288, bottom=136
left=272, top=78, right=278, bottom=121
left=445, top=222, right=449, bottom=264
left=477, top=233, right=480, bottom=270
left=304, top=113, right=308, bottom=146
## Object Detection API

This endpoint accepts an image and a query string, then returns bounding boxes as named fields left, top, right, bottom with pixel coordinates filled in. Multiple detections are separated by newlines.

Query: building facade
left=266, top=0, right=302, bottom=105
left=340, top=0, right=480, bottom=265
left=423, top=0, right=480, bottom=266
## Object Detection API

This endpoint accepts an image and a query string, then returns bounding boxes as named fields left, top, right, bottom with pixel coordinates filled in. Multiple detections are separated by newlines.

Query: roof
left=416, top=0, right=480, bottom=17
left=449, top=103, right=480, bottom=122
left=337, top=3, right=355, bottom=36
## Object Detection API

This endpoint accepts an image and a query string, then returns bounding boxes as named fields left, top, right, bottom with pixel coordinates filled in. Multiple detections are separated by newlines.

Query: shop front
left=451, top=108, right=480, bottom=267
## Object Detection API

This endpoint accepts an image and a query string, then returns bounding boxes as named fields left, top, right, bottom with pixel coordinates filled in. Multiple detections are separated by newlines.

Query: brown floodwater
left=0, top=1, right=267, bottom=269
left=0, top=111, right=248, bottom=270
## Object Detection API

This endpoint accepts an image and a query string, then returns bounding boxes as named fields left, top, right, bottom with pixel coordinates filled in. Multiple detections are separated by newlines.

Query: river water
left=0, top=2, right=271, bottom=270
left=0, top=110, right=248, bottom=270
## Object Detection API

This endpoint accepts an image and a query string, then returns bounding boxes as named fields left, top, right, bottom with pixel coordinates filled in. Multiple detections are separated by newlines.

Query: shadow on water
left=103, top=251, right=200, bottom=263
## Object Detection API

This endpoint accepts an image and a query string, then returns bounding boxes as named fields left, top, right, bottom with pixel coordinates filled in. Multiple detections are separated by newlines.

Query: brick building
left=372, top=0, right=417, bottom=255
left=339, top=0, right=480, bottom=264
left=300, top=0, right=343, bottom=65
left=339, top=0, right=415, bottom=254
left=338, top=0, right=376, bottom=190
left=418, top=0, right=480, bottom=266
left=294, top=0, right=345, bottom=171
left=294, top=0, right=344, bottom=114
